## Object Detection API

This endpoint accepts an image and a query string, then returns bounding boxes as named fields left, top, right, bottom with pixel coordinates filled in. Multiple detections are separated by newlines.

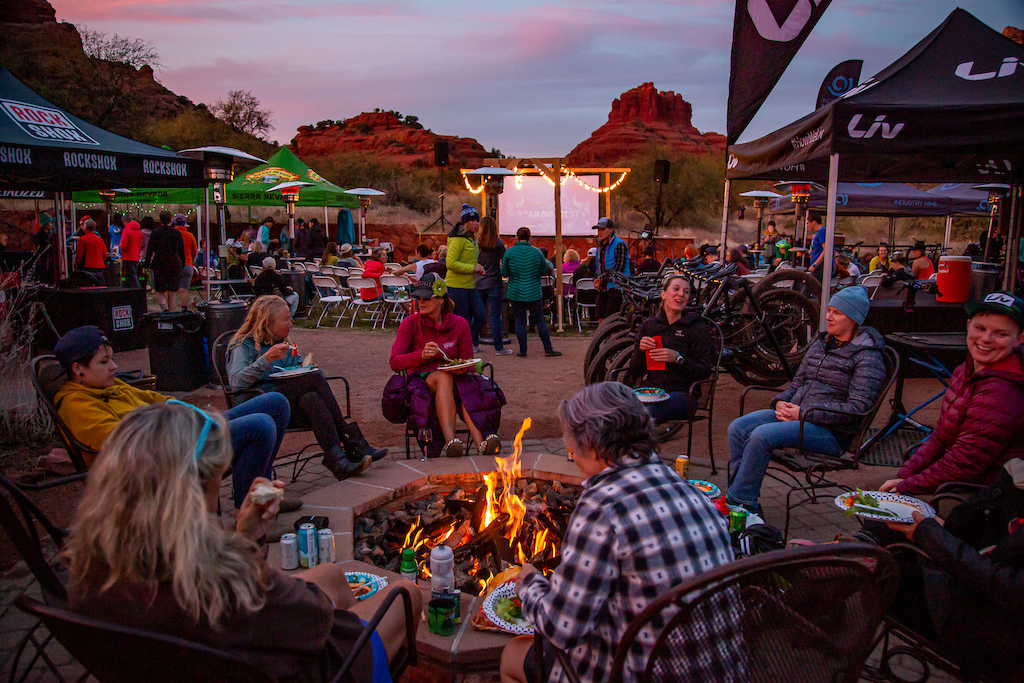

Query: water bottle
left=429, top=544, right=454, bottom=594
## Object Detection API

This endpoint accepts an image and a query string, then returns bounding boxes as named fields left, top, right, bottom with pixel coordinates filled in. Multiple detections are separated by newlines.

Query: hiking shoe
left=496, top=348, right=514, bottom=356
left=544, top=350, right=563, bottom=357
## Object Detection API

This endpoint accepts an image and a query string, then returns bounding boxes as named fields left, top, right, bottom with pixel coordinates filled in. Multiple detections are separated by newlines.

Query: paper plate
left=833, top=491, right=936, bottom=524
left=482, top=581, right=533, bottom=635
left=269, top=365, right=318, bottom=379
left=634, top=387, right=669, bottom=403
left=345, top=571, right=388, bottom=601
left=690, top=479, right=721, bottom=498
left=438, top=358, right=480, bottom=372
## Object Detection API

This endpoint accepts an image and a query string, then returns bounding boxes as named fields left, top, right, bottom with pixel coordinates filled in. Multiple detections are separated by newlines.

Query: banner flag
left=727, top=0, right=834, bottom=144
left=815, top=59, right=863, bottom=108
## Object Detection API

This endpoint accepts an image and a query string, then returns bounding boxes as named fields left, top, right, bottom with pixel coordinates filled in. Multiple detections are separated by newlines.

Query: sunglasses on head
left=166, top=400, right=217, bottom=462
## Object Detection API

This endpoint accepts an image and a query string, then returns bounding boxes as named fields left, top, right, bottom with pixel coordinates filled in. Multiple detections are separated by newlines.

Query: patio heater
left=739, top=190, right=782, bottom=245
left=344, top=188, right=386, bottom=246
left=974, top=183, right=1011, bottom=264
left=97, top=187, right=130, bottom=253
left=774, top=181, right=824, bottom=266
left=464, top=167, right=520, bottom=224
left=179, top=146, right=266, bottom=300
left=267, top=180, right=313, bottom=253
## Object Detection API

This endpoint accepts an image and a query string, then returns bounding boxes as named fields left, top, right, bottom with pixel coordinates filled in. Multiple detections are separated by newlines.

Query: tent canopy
left=727, top=9, right=1024, bottom=184
left=926, top=182, right=993, bottom=215
left=225, top=147, right=358, bottom=208
left=769, top=182, right=962, bottom=216
left=0, top=68, right=204, bottom=190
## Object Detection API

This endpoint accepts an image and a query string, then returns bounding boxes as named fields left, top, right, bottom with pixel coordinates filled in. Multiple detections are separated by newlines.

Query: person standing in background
left=279, top=218, right=294, bottom=255
left=593, top=217, right=630, bottom=321
left=806, top=212, right=829, bottom=278
left=74, top=219, right=107, bottom=277
left=476, top=217, right=510, bottom=356
left=501, top=227, right=561, bottom=358
left=258, top=217, right=273, bottom=250
left=307, top=218, right=326, bottom=258
left=119, top=220, right=143, bottom=288
left=446, top=204, right=487, bottom=352
left=145, top=214, right=185, bottom=312
left=174, top=214, right=198, bottom=293
left=293, top=218, right=309, bottom=258
left=108, top=212, right=124, bottom=254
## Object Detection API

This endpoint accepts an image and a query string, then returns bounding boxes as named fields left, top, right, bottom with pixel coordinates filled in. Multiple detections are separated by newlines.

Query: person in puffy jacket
left=446, top=204, right=486, bottom=350
left=881, top=291, right=1024, bottom=495
left=727, top=286, right=886, bottom=512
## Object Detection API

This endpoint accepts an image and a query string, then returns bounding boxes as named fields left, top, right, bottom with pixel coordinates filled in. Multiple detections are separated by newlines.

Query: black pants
left=123, top=261, right=140, bottom=288
left=595, top=287, right=623, bottom=319
left=269, top=373, right=348, bottom=453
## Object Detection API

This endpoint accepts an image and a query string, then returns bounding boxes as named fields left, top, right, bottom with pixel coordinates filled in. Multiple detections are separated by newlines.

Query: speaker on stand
left=426, top=140, right=455, bottom=232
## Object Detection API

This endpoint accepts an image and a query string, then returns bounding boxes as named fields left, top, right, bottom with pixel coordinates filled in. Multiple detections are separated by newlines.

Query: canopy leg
left=719, top=179, right=731, bottom=255
left=819, top=154, right=840, bottom=331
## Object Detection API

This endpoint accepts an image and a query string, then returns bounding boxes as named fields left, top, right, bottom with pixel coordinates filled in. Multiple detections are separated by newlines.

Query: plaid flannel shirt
left=597, top=238, right=630, bottom=282
left=519, top=458, right=746, bottom=683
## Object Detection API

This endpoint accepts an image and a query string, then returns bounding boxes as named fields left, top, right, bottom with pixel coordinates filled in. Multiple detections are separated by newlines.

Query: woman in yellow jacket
left=446, top=204, right=486, bottom=351
left=52, top=325, right=290, bottom=510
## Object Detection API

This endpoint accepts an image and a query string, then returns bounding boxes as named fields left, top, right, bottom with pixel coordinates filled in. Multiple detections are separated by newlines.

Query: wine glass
left=418, top=427, right=432, bottom=462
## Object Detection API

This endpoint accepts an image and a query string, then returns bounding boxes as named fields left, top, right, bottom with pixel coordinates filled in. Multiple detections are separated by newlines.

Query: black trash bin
left=103, top=259, right=122, bottom=288
left=198, top=299, right=249, bottom=376
left=145, top=310, right=209, bottom=392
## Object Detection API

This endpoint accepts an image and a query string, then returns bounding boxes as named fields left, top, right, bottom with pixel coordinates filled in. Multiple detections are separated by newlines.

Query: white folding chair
left=248, top=265, right=262, bottom=279
left=345, top=277, right=384, bottom=328
left=861, top=273, right=885, bottom=298
left=574, top=278, right=598, bottom=331
left=303, top=262, right=321, bottom=274
left=311, top=275, right=350, bottom=327
left=380, top=274, right=412, bottom=327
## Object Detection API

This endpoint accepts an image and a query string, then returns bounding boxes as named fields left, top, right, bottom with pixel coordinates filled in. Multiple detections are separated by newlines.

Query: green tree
left=617, top=146, right=725, bottom=231
left=77, top=26, right=161, bottom=130
left=211, top=89, right=273, bottom=139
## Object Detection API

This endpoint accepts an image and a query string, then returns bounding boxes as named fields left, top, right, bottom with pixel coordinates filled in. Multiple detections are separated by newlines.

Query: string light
left=509, top=166, right=629, bottom=194
left=460, top=172, right=487, bottom=194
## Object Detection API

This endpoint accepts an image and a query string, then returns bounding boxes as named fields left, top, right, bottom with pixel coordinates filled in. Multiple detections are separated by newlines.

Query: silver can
left=298, top=523, right=318, bottom=568
left=317, top=528, right=336, bottom=564
left=280, top=533, right=299, bottom=570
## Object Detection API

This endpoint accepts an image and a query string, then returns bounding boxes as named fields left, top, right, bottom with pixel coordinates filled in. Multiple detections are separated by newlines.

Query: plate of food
left=269, top=365, right=318, bottom=379
left=482, top=581, right=533, bottom=635
left=834, top=489, right=936, bottom=524
left=689, top=479, right=721, bottom=498
left=345, top=572, right=388, bottom=601
left=634, top=387, right=669, bottom=403
left=438, top=358, right=480, bottom=372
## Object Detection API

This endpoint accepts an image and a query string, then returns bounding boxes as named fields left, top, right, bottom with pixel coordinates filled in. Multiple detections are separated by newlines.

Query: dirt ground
left=0, top=324, right=949, bottom=572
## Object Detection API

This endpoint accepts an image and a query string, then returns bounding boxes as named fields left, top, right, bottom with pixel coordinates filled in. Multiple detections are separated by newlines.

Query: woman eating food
left=389, top=273, right=502, bottom=458
left=66, top=402, right=420, bottom=683
left=227, top=295, right=387, bottom=480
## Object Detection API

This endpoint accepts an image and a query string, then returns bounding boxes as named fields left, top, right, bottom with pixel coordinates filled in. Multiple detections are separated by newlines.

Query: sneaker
left=544, top=350, right=562, bottom=357
left=517, top=352, right=527, bottom=357
left=473, top=345, right=482, bottom=354
left=495, top=348, right=514, bottom=356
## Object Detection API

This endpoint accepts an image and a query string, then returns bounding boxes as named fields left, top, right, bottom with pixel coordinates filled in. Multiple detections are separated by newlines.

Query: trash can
left=145, top=310, right=209, bottom=392
left=970, top=262, right=1001, bottom=301
left=198, top=299, right=249, bottom=350
left=103, top=259, right=122, bottom=288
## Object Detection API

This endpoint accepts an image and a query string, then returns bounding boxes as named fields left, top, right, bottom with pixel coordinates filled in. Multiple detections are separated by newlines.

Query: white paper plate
left=690, top=479, right=721, bottom=498
left=634, top=387, right=669, bottom=403
left=833, top=491, right=936, bottom=524
left=269, top=365, right=318, bottom=379
left=345, top=571, right=388, bottom=601
left=438, top=358, right=480, bottom=372
left=482, top=581, right=533, bottom=635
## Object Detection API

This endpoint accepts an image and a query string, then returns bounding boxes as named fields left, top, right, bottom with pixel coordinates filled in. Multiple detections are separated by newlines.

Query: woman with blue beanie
left=726, top=286, right=887, bottom=513
left=446, top=203, right=487, bottom=350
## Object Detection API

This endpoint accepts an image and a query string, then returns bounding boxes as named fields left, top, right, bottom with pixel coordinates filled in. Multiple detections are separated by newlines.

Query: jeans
left=511, top=299, right=554, bottom=355
left=727, top=409, right=842, bottom=508
left=481, top=286, right=505, bottom=351
left=123, top=261, right=140, bottom=288
left=224, top=391, right=290, bottom=508
left=449, top=286, right=485, bottom=346
left=646, top=391, right=690, bottom=424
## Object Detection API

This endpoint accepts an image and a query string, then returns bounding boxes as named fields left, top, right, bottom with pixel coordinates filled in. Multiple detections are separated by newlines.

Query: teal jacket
left=501, top=241, right=549, bottom=302
left=227, top=337, right=307, bottom=391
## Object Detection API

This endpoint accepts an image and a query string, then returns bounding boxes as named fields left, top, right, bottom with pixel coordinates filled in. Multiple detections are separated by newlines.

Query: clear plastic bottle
left=429, top=544, right=454, bottom=593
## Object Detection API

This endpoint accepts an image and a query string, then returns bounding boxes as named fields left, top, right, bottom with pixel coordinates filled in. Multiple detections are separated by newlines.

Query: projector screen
left=498, top=175, right=600, bottom=236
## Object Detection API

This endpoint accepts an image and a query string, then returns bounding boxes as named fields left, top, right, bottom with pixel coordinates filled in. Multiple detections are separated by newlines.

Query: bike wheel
left=752, top=288, right=819, bottom=369
left=585, top=336, right=635, bottom=385
left=754, top=268, right=823, bottom=303
left=726, top=354, right=791, bottom=387
left=583, top=318, right=628, bottom=373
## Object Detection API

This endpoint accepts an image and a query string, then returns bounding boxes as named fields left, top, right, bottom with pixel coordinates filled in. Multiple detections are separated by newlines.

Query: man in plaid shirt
left=501, top=382, right=746, bottom=683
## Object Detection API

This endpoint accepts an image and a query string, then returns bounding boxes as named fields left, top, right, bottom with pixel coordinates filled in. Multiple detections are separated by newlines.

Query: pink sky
left=50, top=0, right=1022, bottom=156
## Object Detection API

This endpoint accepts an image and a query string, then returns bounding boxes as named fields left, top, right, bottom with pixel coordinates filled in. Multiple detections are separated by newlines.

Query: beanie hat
left=460, top=203, right=480, bottom=224
left=828, top=286, right=870, bottom=325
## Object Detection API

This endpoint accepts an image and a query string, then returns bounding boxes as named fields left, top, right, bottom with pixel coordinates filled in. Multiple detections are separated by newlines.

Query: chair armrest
left=934, top=481, right=984, bottom=496
left=884, top=541, right=932, bottom=562
left=739, top=384, right=781, bottom=414
left=330, top=585, right=417, bottom=683
left=533, top=631, right=582, bottom=683
left=479, top=362, right=494, bottom=382
left=13, top=471, right=88, bottom=492
left=323, top=375, right=352, bottom=418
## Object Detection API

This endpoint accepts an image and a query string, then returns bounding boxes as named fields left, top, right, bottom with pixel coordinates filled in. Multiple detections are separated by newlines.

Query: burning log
left=454, top=512, right=509, bottom=562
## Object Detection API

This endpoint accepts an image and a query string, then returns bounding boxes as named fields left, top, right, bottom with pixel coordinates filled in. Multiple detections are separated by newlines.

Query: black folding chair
left=27, top=355, right=93, bottom=490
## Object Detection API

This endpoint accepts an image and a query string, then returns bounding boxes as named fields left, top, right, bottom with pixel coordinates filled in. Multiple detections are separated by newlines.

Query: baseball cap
left=340, top=243, right=353, bottom=254
left=592, top=217, right=614, bottom=230
left=965, top=291, right=1024, bottom=327
left=54, top=325, right=110, bottom=373
left=410, top=272, right=447, bottom=299
left=587, top=247, right=597, bottom=257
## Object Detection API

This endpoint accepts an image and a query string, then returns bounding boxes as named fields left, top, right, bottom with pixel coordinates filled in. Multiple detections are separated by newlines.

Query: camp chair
left=211, top=331, right=351, bottom=482
left=534, top=542, right=898, bottom=683
left=740, top=346, right=900, bottom=537
left=27, top=355, right=93, bottom=490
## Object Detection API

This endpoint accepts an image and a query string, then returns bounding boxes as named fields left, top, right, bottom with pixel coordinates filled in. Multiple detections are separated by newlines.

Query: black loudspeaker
left=434, top=140, right=449, bottom=167
left=653, top=159, right=670, bottom=183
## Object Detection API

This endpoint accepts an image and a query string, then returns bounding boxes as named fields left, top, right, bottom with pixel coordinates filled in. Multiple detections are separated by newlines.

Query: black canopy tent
left=0, top=67, right=205, bottom=277
left=725, top=9, right=1024, bottom=325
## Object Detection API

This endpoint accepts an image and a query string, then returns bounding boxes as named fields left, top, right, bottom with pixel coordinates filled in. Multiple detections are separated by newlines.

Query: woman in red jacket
left=882, top=291, right=1024, bottom=495
left=360, top=247, right=387, bottom=301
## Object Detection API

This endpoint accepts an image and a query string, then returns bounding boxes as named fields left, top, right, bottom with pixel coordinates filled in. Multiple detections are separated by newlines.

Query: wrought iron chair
left=211, top=330, right=351, bottom=482
left=739, top=346, right=900, bottom=536
left=534, top=542, right=899, bottom=683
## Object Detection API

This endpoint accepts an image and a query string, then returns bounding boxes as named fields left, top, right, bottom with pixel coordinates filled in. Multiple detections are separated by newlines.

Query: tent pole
left=943, top=215, right=953, bottom=251
left=201, top=200, right=210, bottom=303
left=719, top=179, right=731, bottom=255
left=554, top=159, right=564, bottom=332
left=1003, top=184, right=1021, bottom=292
left=819, top=154, right=840, bottom=331
left=324, top=205, right=328, bottom=239
left=57, top=192, right=67, bottom=280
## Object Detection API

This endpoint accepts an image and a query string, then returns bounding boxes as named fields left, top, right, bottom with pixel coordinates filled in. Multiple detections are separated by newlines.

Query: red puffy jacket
left=898, top=347, right=1024, bottom=494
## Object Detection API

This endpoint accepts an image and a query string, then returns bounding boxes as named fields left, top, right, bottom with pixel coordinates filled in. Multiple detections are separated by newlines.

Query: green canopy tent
left=224, top=147, right=357, bottom=209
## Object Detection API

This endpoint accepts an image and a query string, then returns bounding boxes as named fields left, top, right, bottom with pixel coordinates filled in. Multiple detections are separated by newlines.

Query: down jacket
left=773, top=327, right=887, bottom=439
left=897, top=347, right=1024, bottom=494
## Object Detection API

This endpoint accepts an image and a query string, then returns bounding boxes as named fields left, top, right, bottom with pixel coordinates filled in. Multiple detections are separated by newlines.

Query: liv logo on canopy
left=0, top=99, right=99, bottom=145
left=955, top=58, right=1019, bottom=81
left=847, top=114, right=904, bottom=140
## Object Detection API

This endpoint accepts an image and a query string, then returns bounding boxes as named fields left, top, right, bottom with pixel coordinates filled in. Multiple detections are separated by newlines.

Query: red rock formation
left=565, top=83, right=725, bottom=165
left=293, top=113, right=487, bottom=169
left=1005, top=26, right=1023, bottom=45
left=0, top=0, right=56, bottom=24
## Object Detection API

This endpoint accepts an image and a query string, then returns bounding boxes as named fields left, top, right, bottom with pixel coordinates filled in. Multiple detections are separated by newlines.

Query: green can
left=729, top=507, right=749, bottom=533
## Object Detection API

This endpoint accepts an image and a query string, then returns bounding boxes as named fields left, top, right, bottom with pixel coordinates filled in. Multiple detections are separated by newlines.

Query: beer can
left=280, top=533, right=299, bottom=570
left=452, top=589, right=462, bottom=624
left=674, top=455, right=690, bottom=479
left=317, top=528, right=336, bottom=564
left=298, top=523, right=318, bottom=568
left=729, top=507, right=749, bottom=533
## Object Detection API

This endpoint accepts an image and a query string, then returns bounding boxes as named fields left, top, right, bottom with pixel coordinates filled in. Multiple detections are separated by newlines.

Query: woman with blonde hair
left=67, top=402, right=420, bottom=682
left=475, top=216, right=510, bottom=355
left=228, top=295, right=387, bottom=480
left=561, top=248, right=582, bottom=296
